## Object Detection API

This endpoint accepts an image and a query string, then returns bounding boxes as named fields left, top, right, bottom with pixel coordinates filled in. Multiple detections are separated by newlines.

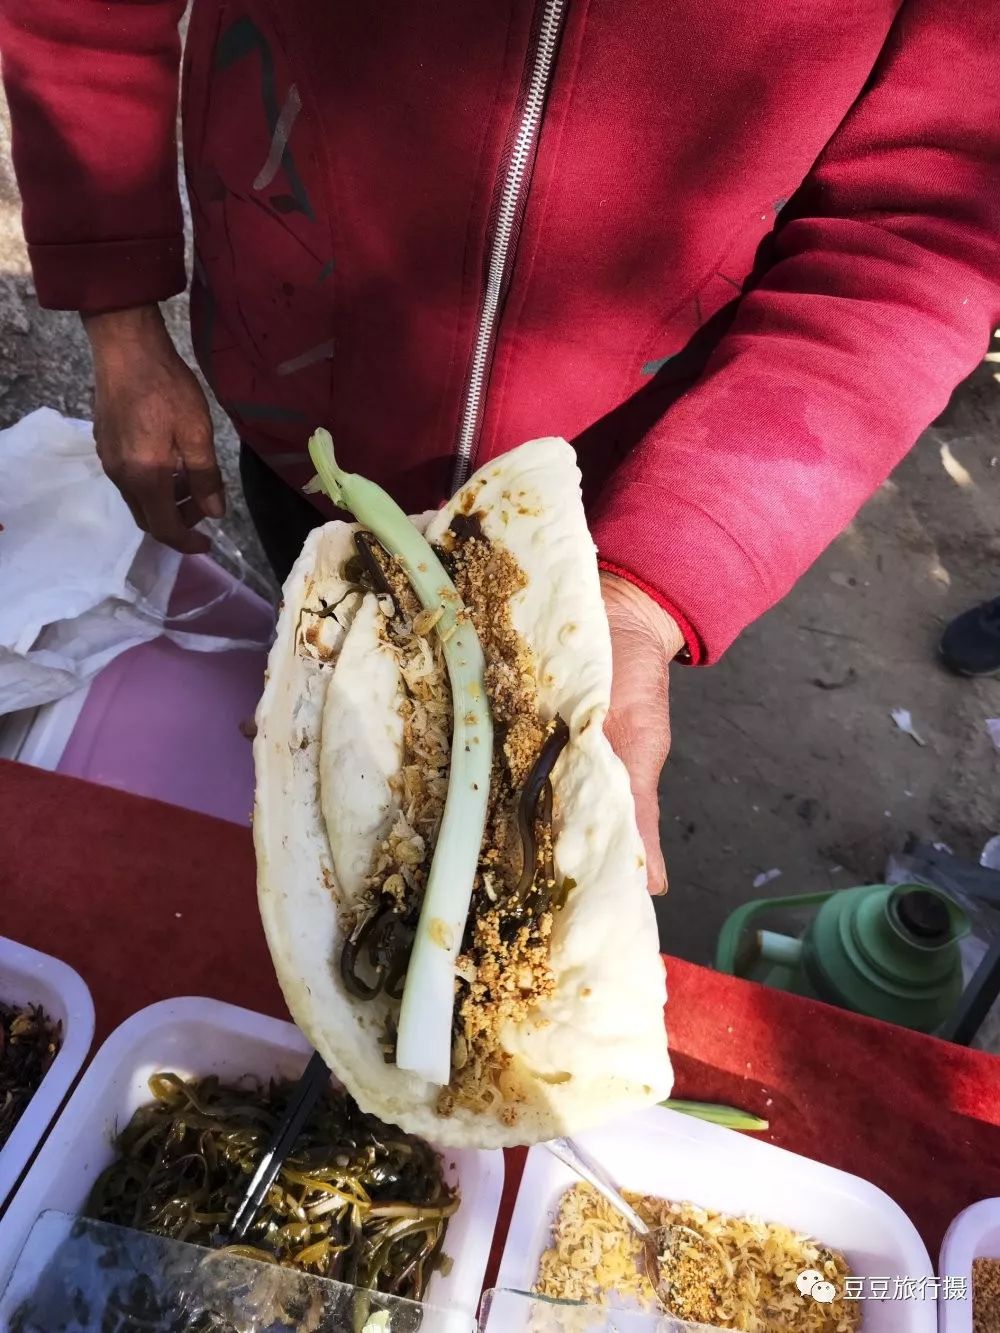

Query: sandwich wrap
left=254, top=437, right=672, bottom=1148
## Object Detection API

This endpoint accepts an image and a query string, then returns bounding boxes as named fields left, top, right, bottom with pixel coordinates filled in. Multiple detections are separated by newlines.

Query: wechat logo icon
left=798, top=1270, right=837, bottom=1304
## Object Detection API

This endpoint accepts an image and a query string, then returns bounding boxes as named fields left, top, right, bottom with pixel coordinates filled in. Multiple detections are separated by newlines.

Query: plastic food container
left=481, top=1287, right=728, bottom=1330
left=0, top=936, right=95, bottom=1212
left=494, top=1105, right=936, bottom=1333
left=1, top=1212, right=479, bottom=1332
left=939, top=1199, right=1000, bottom=1333
left=0, top=996, right=503, bottom=1314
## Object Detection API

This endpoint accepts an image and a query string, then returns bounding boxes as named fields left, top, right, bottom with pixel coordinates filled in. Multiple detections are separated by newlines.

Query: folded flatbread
left=254, top=438, right=672, bottom=1148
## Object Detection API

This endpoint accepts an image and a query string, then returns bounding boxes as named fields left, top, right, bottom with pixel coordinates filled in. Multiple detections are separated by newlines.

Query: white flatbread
left=254, top=438, right=672, bottom=1147
left=320, top=592, right=404, bottom=906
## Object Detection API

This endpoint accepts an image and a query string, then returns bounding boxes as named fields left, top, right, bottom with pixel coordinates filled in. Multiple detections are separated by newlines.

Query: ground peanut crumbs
left=974, top=1258, right=1000, bottom=1333
left=448, top=908, right=556, bottom=1121
left=451, top=535, right=546, bottom=789
left=440, top=533, right=557, bottom=1120
left=536, top=1185, right=860, bottom=1333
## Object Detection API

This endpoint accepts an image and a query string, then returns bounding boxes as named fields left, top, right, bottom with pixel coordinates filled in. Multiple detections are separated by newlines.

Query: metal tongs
left=221, top=1050, right=331, bottom=1243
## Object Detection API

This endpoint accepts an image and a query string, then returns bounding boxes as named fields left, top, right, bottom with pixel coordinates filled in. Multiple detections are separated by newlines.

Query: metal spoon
left=546, top=1137, right=710, bottom=1310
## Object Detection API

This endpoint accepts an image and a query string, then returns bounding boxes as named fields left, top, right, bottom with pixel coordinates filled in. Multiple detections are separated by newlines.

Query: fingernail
left=204, top=492, right=225, bottom=518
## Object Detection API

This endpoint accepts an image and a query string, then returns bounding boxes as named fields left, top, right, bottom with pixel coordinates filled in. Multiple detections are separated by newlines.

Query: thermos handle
left=715, top=890, right=833, bottom=975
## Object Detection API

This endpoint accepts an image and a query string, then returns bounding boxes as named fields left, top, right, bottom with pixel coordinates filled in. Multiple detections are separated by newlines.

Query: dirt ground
left=2, top=98, right=998, bottom=1045
left=656, top=358, right=1000, bottom=965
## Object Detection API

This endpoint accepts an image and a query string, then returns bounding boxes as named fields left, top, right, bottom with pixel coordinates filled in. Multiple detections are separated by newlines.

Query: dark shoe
left=940, top=597, right=1000, bottom=676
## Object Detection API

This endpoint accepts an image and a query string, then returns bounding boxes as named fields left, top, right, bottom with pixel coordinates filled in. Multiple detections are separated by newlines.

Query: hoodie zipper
left=450, top=0, right=567, bottom=493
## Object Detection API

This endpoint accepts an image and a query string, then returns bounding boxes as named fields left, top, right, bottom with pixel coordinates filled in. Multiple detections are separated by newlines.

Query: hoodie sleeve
left=0, top=0, right=186, bottom=312
left=592, top=0, right=1000, bottom=664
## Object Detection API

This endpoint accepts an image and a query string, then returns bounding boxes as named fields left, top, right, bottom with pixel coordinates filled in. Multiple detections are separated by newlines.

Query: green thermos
left=715, top=882, right=971, bottom=1034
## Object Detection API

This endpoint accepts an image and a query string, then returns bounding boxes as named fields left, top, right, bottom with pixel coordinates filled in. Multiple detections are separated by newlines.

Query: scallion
left=660, top=1099, right=769, bottom=1132
left=307, top=430, right=493, bottom=1086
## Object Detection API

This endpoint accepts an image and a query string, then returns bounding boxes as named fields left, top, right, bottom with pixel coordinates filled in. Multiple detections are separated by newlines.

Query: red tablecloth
left=2, top=759, right=999, bottom=1274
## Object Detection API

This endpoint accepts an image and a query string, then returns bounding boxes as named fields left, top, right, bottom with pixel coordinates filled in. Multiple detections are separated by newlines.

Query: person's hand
left=83, top=304, right=224, bottom=554
left=601, top=571, right=685, bottom=895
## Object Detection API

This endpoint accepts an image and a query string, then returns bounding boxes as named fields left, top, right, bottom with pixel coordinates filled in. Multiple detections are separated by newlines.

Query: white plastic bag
left=0, top=408, right=269, bottom=714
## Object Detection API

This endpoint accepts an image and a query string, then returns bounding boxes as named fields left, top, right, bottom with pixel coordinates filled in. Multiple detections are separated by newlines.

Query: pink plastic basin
left=55, top=556, right=274, bottom=825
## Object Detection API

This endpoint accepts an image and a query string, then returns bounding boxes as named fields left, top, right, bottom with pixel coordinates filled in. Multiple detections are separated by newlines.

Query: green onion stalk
left=660, top=1099, right=769, bottom=1132
left=307, top=430, right=493, bottom=1086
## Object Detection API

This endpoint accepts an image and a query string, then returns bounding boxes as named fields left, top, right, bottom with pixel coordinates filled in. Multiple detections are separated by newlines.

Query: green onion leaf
left=660, top=1099, right=769, bottom=1132
left=307, top=430, right=493, bottom=1086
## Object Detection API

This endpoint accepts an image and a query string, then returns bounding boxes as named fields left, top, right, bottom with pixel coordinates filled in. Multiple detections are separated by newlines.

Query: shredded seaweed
left=341, top=897, right=416, bottom=1001
left=85, top=1073, right=456, bottom=1304
left=0, top=1001, right=61, bottom=1149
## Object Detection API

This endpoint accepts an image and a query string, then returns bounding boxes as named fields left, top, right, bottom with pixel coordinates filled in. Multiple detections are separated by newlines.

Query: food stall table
left=2, top=758, right=999, bottom=1277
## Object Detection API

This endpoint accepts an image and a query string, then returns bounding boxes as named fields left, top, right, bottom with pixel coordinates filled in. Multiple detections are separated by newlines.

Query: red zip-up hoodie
left=2, top=1, right=998, bottom=662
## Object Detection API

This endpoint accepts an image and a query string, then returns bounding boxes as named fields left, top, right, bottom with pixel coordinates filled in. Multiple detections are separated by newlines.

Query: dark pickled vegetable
left=342, top=552, right=366, bottom=586
left=315, top=588, right=362, bottom=618
left=352, top=531, right=394, bottom=599
left=0, top=1001, right=61, bottom=1149
left=511, top=716, right=570, bottom=906
left=448, top=512, right=486, bottom=543
left=335, top=533, right=393, bottom=602
left=85, top=1073, right=456, bottom=1304
left=341, top=898, right=416, bottom=1001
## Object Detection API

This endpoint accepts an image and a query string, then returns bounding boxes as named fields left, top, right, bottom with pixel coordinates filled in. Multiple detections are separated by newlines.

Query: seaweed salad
left=85, top=1073, right=456, bottom=1302
left=0, top=1001, right=61, bottom=1150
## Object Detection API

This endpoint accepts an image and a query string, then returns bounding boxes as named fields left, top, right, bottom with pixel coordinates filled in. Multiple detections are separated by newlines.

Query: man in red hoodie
left=2, top=1, right=998, bottom=893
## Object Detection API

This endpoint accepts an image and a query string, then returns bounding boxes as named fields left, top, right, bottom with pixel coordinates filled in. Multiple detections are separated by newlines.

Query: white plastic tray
left=0, top=995, right=502, bottom=1313
left=494, top=1105, right=936, bottom=1333
left=0, top=935, right=95, bottom=1212
left=939, top=1198, right=1000, bottom=1333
